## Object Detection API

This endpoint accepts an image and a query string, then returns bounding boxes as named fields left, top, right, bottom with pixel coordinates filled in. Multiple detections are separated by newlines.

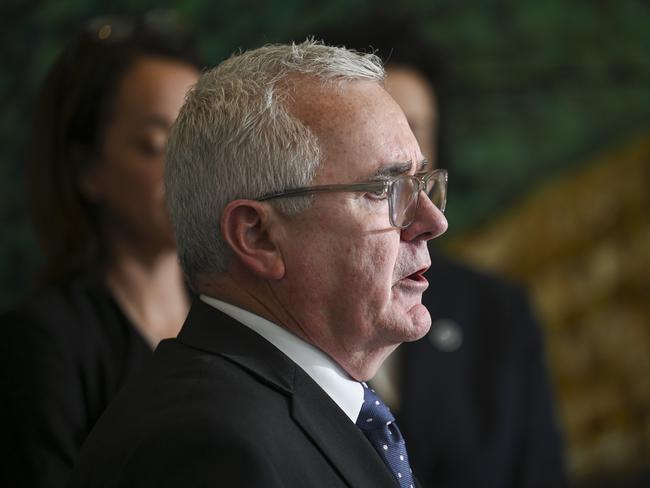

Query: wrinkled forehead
left=287, top=78, right=423, bottom=183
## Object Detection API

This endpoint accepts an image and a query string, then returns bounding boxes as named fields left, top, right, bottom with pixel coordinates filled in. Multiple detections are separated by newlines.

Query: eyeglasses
left=258, top=169, right=447, bottom=229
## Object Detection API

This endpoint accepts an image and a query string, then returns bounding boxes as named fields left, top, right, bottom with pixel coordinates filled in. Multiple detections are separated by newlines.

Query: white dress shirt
left=200, top=295, right=364, bottom=423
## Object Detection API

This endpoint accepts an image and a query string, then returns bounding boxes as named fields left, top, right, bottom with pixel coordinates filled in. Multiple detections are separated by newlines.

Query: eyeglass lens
left=392, top=177, right=419, bottom=227
left=390, top=173, right=446, bottom=228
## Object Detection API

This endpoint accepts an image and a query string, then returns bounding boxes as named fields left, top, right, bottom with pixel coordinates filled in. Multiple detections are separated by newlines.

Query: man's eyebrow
left=371, top=161, right=413, bottom=179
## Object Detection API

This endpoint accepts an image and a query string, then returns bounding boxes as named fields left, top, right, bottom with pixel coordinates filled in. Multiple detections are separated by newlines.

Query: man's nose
left=400, top=191, right=448, bottom=242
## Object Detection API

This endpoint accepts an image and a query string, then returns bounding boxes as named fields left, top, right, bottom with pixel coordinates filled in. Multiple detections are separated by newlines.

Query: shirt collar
left=200, top=295, right=364, bottom=423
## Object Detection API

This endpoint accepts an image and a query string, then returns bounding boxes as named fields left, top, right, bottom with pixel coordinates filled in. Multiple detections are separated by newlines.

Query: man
left=373, top=62, right=568, bottom=488
left=68, top=40, right=447, bottom=487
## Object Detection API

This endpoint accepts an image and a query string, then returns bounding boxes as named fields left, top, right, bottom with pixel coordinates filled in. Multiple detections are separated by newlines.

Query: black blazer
left=396, top=253, right=567, bottom=488
left=0, top=275, right=151, bottom=488
left=69, top=300, right=412, bottom=487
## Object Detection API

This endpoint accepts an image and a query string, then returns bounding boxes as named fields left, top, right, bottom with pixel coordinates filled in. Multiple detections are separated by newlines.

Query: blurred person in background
left=0, top=14, right=200, bottom=488
left=314, top=19, right=568, bottom=488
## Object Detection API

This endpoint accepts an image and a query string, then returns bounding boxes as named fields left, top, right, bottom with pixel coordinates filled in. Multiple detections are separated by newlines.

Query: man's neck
left=199, top=272, right=398, bottom=382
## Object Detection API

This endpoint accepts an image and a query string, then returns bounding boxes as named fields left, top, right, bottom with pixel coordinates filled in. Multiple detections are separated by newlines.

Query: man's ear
left=221, top=200, right=285, bottom=280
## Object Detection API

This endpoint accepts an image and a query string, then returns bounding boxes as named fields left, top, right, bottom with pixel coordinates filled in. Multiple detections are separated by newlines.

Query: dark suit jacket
left=69, top=299, right=408, bottom=487
left=396, top=253, right=567, bottom=488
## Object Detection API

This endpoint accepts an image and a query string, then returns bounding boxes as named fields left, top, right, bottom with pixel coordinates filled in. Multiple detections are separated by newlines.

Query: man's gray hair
left=166, top=39, right=384, bottom=284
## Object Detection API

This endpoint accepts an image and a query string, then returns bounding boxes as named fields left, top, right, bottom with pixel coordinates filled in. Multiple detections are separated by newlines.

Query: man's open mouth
left=406, top=267, right=427, bottom=282
left=399, top=265, right=430, bottom=286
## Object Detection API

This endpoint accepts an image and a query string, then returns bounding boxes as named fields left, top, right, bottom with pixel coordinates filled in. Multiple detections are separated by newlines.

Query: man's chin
left=403, top=302, right=432, bottom=342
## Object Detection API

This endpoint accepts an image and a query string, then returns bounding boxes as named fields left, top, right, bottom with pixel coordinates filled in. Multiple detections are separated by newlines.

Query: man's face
left=273, top=80, right=447, bottom=378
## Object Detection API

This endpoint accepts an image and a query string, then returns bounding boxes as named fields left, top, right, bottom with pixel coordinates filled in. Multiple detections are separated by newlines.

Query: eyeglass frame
left=257, top=168, right=447, bottom=229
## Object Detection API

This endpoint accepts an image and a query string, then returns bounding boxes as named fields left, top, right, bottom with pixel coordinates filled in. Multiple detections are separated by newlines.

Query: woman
left=1, top=15, right=200, bottom=487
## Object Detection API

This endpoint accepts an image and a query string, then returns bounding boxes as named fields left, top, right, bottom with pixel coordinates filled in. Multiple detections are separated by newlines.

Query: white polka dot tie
left=356, top=385, right=415, bottom=488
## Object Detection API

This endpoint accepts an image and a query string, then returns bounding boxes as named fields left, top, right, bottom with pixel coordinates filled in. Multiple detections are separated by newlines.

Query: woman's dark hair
left=29, top=13, right=202, bottom=284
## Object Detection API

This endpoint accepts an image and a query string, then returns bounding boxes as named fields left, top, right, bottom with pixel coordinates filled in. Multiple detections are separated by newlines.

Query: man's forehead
left=289, top=78, right=424, bottom=181
left=361, top=135, right=429, bottom=179
left=288, top=78, right=388, bottom=123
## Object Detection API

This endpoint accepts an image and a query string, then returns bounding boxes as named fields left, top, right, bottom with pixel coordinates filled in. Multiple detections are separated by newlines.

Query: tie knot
left=356, top=386, right=395, bottom=431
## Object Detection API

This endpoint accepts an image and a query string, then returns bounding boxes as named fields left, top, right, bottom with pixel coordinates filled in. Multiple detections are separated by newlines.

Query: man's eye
left=365, top=188, right=388, bottom=200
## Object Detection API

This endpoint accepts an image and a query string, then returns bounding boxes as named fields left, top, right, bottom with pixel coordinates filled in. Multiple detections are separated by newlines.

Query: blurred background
left=1, top=0, right=648, bottom=486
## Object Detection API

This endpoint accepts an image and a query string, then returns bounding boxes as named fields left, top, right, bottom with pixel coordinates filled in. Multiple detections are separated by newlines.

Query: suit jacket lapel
left=177, top=299, right=398, bottom=487
left=177, top=299, right=295, bottom=393
left=291, top=369, right=399, bottom=487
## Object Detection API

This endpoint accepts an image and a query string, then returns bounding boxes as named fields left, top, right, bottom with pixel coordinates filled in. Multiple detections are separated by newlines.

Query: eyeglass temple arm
left=258, top=181, right=387, bottom=201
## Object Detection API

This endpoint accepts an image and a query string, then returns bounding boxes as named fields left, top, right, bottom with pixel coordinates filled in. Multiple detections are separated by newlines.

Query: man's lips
left=407, top=268, right=428, bottom=282
left=396, top=264, right=430, bottom=288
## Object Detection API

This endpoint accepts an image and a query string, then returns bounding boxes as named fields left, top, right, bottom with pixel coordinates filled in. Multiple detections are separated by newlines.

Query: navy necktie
left=356, top=385, right=415, bottom=488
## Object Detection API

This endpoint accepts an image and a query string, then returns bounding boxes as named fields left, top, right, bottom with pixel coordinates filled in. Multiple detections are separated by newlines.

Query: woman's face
left=81, top=56, right=199, bottom=254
